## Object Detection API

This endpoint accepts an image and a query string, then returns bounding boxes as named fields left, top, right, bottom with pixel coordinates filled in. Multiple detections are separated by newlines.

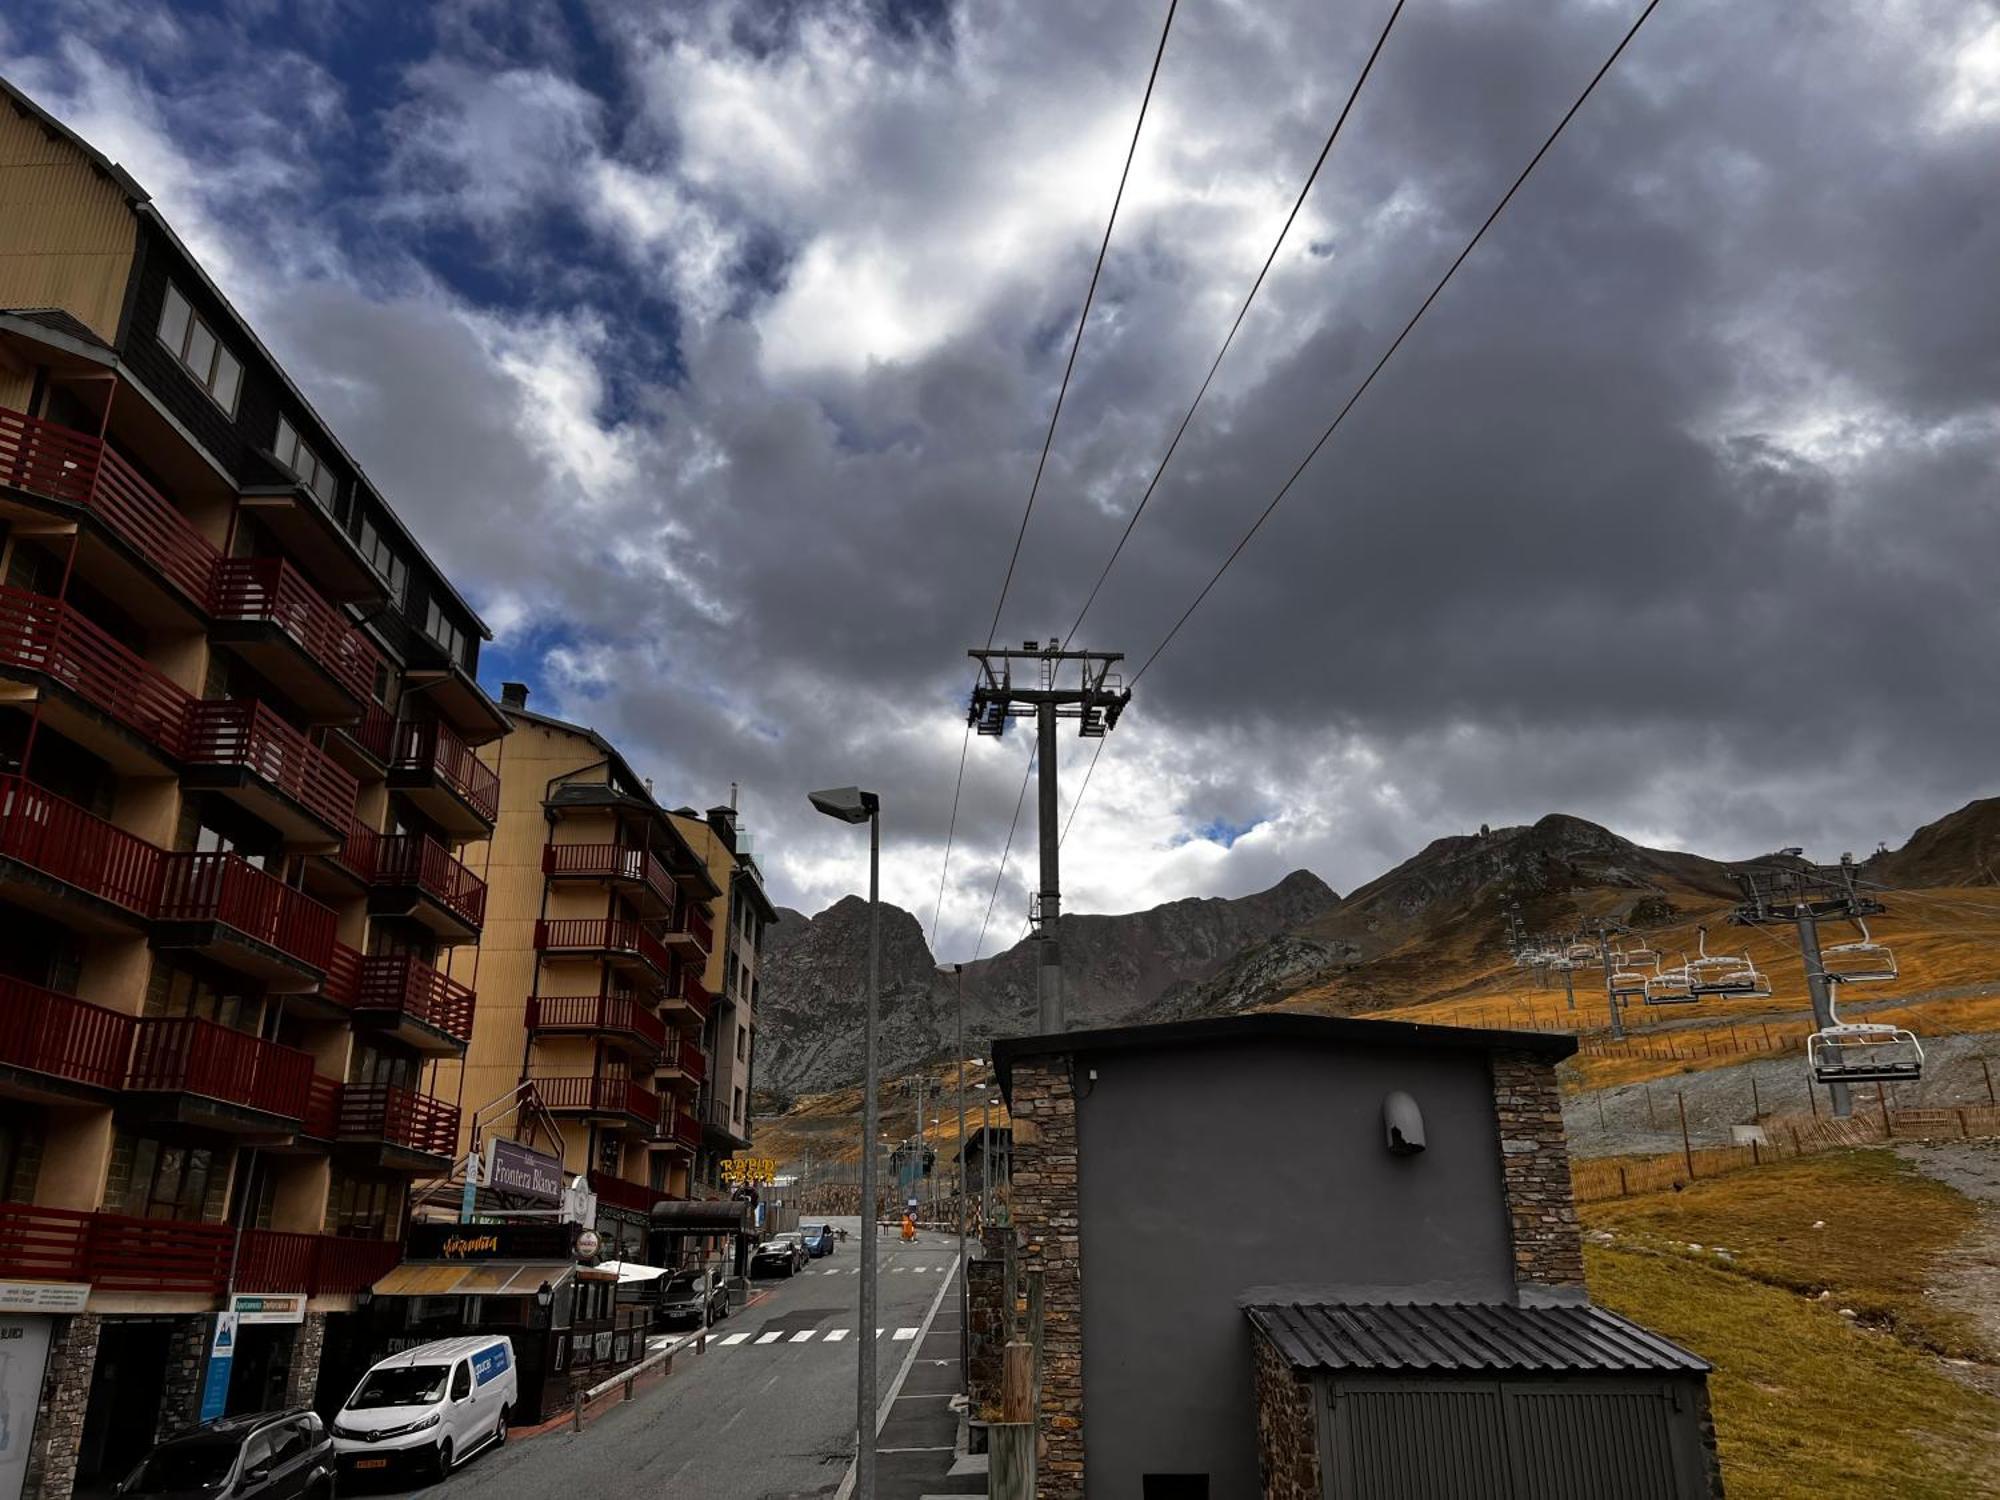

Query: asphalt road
left=414, top=1217, right=962, bottom=1500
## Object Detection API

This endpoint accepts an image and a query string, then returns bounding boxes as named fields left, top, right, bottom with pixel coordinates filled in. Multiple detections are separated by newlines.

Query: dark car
left=750, top=1235, right=807, bottom=1277
left=658, top=1267, right=731, bottom=1326
left=118, top=1409, right=334, bottom=1499
left=802, top=1224, right=837, bottom=1258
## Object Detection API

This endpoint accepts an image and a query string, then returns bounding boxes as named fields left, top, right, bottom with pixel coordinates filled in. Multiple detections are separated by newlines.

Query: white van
left=332, top=1335, right=517, bottom=1481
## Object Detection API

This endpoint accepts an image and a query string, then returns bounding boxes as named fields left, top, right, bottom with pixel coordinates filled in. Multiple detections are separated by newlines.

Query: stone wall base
left=24, top=1312, right=99, bottom=1500
left=1251, top=1326, right=1321, bottom=1500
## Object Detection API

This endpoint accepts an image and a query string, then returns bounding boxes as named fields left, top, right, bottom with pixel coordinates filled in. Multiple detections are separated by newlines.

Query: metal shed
left=1248, top=1301, right=1720, bottom=1500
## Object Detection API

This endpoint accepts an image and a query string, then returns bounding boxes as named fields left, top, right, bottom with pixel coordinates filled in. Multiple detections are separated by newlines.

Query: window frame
left=155, top=281, right=243, bottom=417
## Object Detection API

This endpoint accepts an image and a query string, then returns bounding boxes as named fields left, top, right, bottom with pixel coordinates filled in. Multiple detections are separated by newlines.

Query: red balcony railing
left=0, top=586, right=191, bottom=758
left=0, top=406, right=219, bottom=608
left=303, top=1073, right=341, bottom=1138
left=355, top=954, right=476, bottom=1044
left=127, top=1016, right=315, bottom=1119
left=315, top=1234, right=404, bottom=1294
left=337, top=1083, right=460, bottom=1157
left=182, top=699, right=359, bottom=834
left=658, top=1107, right=702, bottom=1150
left=86, top=1210, right=235, bottom=1294
left=157, top=852, right=338, bottom=971
left=670, top=969, right=714, bottom=1023
left=677, top=903, right=714, bottom=954
left=341, top=702, right=396, bottom=764
left=373, top=835, right=487, bottom=930
left=0, top=1200, right=90, bottom=1281
left=528, top=994, right=665, bottom=1052
left=209, top=556, right=379, bottom=707
left=532, top=1075, right=659, bottom=1124
left=0, top=977, right=134, bottom=1090
left=0, top=776, right=162, bottom=916
left=586, top=1170, right=658, bottom=1214
left=660, top=1036, right=707, bottom=1086
left=543, top=843, right=674, bottom=910
left=319, top=943, right=363, bottom=1010
left=535, top=918, right=671, bottom=977
left=330, top=819, right=378, bottom=883
left=394, top=720, right=500, bottom=825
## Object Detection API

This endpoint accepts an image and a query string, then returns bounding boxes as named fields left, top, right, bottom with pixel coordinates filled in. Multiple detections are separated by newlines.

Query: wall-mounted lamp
left=1383, top=1091, right=1427, bottom=1156
left=535, top=1280, right=554, bottom=1310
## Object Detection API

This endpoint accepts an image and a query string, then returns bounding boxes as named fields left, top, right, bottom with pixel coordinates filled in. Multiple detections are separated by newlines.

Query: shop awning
left=595, top=1260, right=672, bottom=1284
left=649, top=1200, right=754, bottom=1234
left=371, top=1260, right=573, bottom=1297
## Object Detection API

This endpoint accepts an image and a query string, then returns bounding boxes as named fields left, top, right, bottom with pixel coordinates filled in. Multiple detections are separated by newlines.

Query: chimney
left=500, top=681, right=529, bottom=710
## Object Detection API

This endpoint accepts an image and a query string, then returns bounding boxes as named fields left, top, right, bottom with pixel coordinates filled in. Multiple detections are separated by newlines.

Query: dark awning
left=1246, top=1301, right=1710, bottom=1376
left=649, top=1200, right=754, bottom=1234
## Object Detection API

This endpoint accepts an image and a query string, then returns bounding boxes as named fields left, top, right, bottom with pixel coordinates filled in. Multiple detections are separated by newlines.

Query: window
left=733, top=1086, right=744, bottom=1123
left=423, top=596, right=464, bottom=663
left=273, top=416, right=338, bottom=507
left=328, top=1170, right=394, bottom=1237
left=156, top=283, right=242, bottom=415
left=450, top=1362, right=472, bottom=1401
left=355, top=513, right=407, bottom=598
left=111, top=1132, right=223, bottom=1221
left=736, top=1026, right=747, bottom=1062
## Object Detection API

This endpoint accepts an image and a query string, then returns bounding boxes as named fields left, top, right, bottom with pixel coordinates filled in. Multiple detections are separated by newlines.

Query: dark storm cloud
left=6, top=0, right=1996, bottom=952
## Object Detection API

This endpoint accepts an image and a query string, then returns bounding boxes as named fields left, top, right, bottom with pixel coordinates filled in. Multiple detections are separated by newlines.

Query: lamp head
left=807, top=786, right=879, bottom=824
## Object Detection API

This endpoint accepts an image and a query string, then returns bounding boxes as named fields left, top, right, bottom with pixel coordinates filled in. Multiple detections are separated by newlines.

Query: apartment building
left=0, top=79, right=503, bottom=1498
left=667, top=803, right=775, bottom=1194
left=441, top=687, right=722, bottom=1263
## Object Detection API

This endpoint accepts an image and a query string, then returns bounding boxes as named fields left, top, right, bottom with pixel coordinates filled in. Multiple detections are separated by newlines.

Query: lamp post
left=809, top=785, right=881, bottom=1498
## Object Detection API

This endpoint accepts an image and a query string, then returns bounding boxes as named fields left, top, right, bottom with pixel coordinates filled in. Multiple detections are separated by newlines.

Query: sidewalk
left=872, top=1265, right=986, bottom=1499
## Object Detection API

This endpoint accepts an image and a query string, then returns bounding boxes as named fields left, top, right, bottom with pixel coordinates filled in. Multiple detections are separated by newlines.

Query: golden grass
left=1588, top=1243, right=2000, bottom=1499
left=1582, top=1148, right=1988, bottom=1359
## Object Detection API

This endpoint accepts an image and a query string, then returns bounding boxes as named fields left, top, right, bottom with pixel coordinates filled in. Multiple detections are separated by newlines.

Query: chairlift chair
left=1566, top=941, right=1597, bottom=964
left=1610, top=964, right=1650, bottom=997
left=1690, top=957, right=1772, bottom=999
left=1624, top=940, right=1658, bottom=966
left=1807, top=1022, right=1924, bottom=1086
left=1643, top=957, right=1697, bottom=1005
left=1821, top=919, right=1898, bottom=985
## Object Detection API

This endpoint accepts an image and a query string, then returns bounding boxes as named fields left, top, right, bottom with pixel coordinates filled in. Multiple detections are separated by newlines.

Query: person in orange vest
left=901, top=1212, right=917, bottom=1243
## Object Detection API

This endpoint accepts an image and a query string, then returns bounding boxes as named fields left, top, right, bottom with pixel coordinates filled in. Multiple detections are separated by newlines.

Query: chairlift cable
left=1063, top=0, right=1410, bottom=647
left=971, top=742, right=1041, bottom=965
left=1127, top=0, right=1665, bottom=688
left=927, top=722, right=973, bottom=950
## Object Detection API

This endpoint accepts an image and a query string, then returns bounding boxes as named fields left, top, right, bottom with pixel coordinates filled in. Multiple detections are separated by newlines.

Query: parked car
left=803, top=1223, right=837, bottom=1257
left=751, top=1235, right=808, bottom=1277
left=116, top=1409, right=334, bottom=1498
left=332, top=1334, right=516, bottom=1481
left=658, top=1267, right=731, bottom=1326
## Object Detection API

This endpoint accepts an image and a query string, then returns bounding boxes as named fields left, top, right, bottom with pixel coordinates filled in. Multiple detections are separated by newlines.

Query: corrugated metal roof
left=1247, top=1301, right=1711, bottom=1376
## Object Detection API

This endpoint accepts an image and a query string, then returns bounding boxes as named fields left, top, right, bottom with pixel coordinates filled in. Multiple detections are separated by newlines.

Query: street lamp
left=809, top=784, right=881, bottom=1498
left=938, top=961, right=969, bottom=1384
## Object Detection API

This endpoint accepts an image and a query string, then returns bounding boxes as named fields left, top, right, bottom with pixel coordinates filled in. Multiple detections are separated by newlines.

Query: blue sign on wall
left=198, top=1313, right=237, bottom=1424
left=471, top=1344, right=510, bottom=1386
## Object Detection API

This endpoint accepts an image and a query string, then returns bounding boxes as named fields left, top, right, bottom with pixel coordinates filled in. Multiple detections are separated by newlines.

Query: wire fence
left=1573, top=1103, right=2000, bottom=1203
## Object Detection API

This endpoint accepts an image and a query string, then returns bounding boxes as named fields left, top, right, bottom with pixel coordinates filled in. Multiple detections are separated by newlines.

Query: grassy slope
left=1584, top=1149, right=2000, bottom=1499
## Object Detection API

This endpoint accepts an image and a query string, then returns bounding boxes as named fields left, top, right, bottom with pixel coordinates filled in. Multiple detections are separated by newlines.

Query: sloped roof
left=1247, top=1300, right=1710, bottom=1376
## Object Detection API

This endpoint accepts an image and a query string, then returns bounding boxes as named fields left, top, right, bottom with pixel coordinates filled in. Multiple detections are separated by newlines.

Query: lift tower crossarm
left=966, top=641, right=1132, bottom=1033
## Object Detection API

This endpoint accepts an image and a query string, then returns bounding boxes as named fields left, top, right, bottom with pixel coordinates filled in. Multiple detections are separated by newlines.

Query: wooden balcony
left=388, top=719, right=499, bottom=835
left=237, top=1228, right=401, bottom=1296
left=535, top=918, right=672, bottom=987
left=527, top=993, right=665, bottom=1057
left=84, top=1209, right=237, bottom=1294
left=0, top=775, right=162, bottom=929
left=125, top=1015, right=315, bottom=1129
left=0, top=977, right=134, bottom=1099
left=665, top=901, right=714, bottom=960
left=532, top=1075, right=660, bottom=1132
left=586, top=1169, right=659, bottom=1215
left=657, top=1035, right=707, bottom=1089
left=0, top=586, right=190, bottom=772
left=0, top=405, right=219, bottom=619
left=353, top=953, right=475, bottom=1054
left=369, top=834, right=486, bottom=940
left=542, top=842, right=675, bottom=915
left=330, top=701, right=395, bottom=774
left=155, top=851, right=337, bottom=986
left=652, top=1106, right=702, bottom=1154
left=209, top=556, right=380, bottom=720
left=664, top=968, right=715, bottom=1024
left=333, top=1082, right=461, bottom=1163
left=180, top=699, right=359, bottom=846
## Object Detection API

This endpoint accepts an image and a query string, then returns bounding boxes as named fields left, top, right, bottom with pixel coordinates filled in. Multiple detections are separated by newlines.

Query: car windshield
left=125, top=1443, right=237, bottom=1492
left=664, top=1272, right=702, bottom=1294
left=757, top=1242, right=787, bottom=1253
left=347, top=1364, right=450, bottom=1409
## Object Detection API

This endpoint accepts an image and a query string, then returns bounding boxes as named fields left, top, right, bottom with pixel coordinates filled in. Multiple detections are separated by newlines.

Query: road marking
left=892, top=1327, right=918, bottom=1340
left=755, top=1331, right=783, bottom=1344
left=833, top=1254, right=962, bottom=1500
left=788, top=1329, right=815, bottom=1343
left=825, top=1327, right=850, bottom=1342
left=720, top=1332, right=750, bottom=1346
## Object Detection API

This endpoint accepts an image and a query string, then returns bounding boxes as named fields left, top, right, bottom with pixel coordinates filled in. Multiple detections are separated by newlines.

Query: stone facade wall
left=1251, top=1325, right=1321, bottom=1500
left=24, top=1312, right=99, bottom=1500
left=966, top=1253, right=1008, bottom=1421
left=1695, top=1380, right=1726, bottom=1498
left=1490, top=1050, right=1585, bottom=1288
left=283, top=1313, right=327, bottom=1409
left=1006, top=1057, right=1082, bottom=1498
left=157, top=1316, right=209, bottom=1442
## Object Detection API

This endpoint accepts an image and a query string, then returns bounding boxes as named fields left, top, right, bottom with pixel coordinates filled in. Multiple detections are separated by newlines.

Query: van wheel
left=495, top=1407, right=510, bottom=1447
left=433, top=1438, right=454, bottom=1478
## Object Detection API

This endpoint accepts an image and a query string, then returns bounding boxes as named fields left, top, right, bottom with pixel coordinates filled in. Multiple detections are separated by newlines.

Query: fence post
left=572, top=1391, right=583, bottom=1433
left=1678, top=1092, right=1695, bottom=1181
left=1751, top=1074, right=1761, bottom=1122
left=1646, top=1085, right=1657, bottom=1130
left=1985, top=1057, right=1996, bottom=1107
left=1959, top=1109, right=1970, bottom=1139
left=1879, top=1085, right=1892, bottom=1134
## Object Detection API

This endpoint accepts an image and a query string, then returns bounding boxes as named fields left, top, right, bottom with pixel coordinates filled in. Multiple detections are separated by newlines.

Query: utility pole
left=1733, top=857, right=1883, bottom=1119
left=968, top=640, right=1131, bottom=1033
left=1592, top=918, right=1633, bottom=1040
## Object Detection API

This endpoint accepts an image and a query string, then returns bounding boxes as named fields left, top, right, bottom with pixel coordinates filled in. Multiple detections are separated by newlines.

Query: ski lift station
left=985, top=1013, right=1720, bottom=1500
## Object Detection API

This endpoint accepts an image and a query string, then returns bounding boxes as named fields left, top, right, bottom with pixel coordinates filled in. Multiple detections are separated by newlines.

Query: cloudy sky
left=7, top=0, right=1998, bottom=956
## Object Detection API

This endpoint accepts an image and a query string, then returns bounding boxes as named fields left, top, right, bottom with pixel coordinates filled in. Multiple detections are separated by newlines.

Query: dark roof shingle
left=1247, top=1300, right=1710, bottom=1376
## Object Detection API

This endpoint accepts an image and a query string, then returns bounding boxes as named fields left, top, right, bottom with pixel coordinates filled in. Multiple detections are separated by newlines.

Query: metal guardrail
left=570, top=1339, right=690, bottom=1432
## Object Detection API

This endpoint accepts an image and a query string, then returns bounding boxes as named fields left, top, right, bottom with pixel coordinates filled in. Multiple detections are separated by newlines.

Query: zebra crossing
left=650, top=1325, right=922, bottom=1351
left=801, top=1263, right=944, bottom=1275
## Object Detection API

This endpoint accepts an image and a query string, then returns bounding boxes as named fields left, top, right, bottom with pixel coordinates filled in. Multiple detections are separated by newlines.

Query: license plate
left=355, top=1458, right=388, bottom=1470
